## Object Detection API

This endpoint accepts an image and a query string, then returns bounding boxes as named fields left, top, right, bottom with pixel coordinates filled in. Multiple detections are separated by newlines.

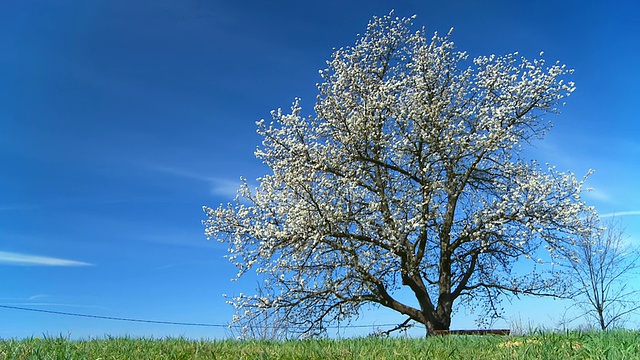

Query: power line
left=0, top=304, right=226, bottom=327
left=0, top=304, right=409, bottom=329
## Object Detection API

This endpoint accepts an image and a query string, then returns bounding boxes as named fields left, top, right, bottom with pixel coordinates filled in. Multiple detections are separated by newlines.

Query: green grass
left=1, top=330, right=640, bottom=359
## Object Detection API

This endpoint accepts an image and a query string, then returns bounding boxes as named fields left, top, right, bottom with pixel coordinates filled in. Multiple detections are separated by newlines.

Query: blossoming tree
left=203, top=13, right=595, bottom=336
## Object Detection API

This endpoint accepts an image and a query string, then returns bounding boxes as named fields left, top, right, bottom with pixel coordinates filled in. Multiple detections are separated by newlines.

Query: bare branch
left=567, top=216, right=640, bottom=329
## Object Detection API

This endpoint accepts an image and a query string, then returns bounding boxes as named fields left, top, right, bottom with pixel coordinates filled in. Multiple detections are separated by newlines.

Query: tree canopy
left=203, top=13, right=595, bottom=336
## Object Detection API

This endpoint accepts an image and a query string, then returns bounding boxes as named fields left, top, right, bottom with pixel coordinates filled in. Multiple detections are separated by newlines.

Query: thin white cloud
left=210, top=178, right=242, bottom=198
left=148, top=164, right=215, bottom=182
left=0, top=203, right=40, bottom=211
left=0, top=295, right=107, bottom=311
left=0, top=251, right=93, bottom=267
left=6, top=302, right=104, bottom=309
left=136, top=228, right=225, bottom=249
left=146, top=164, right=242, bottom=198
left=583, top=188, right=613, bottom=203
left=600, top=211, right=640, bottom=218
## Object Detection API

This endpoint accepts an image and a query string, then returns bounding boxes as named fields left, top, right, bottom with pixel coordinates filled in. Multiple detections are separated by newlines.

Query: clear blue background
left=1, top=0, right=639, bottom=339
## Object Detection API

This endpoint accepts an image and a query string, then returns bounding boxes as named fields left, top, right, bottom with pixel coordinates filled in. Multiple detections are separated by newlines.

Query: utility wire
left=0, top=304, right=226, bottom=327
left=0, top=304, right=408, bottom=329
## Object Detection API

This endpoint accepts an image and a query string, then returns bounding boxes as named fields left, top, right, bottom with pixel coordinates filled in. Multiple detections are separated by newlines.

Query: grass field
left=1, top=330, right=639, bottom=359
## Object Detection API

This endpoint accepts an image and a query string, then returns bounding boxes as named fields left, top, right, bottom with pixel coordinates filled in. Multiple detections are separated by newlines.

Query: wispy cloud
left=148, top=165, right=215, bottom=182
left=136, top=228, right=225, bottom=249
left=210, top=178, right=242, bottom=198
left=600, top=211, right=640, bottom=218
left=6, top=302, right=104, bottom=309
left=0, top=203, right=41, bottom=211
left=582, top=188, right=613, bottom=203
left=0, top=251, right=93, bottom=267
left=1, top=295, right=106, bottom=311
left=146, top=164, right=241, bottom=198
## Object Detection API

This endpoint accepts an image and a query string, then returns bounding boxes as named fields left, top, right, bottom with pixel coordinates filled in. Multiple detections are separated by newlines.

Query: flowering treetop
left=203, top=13, right=594, bottom=337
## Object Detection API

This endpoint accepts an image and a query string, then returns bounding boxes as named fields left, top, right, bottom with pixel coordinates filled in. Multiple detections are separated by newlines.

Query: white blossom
left=203, top=13, right=594, bottom=337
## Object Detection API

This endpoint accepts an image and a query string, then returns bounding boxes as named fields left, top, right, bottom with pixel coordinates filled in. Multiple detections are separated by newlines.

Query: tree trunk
left=425, top=317, right=450, bottom=336
left=423, top=304, right=452, bottom=336
left=598, top=308, right=607, bottom=330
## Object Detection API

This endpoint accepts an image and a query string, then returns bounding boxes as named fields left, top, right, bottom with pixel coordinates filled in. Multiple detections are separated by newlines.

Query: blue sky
left=1, top=0, right=639, bottom=339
